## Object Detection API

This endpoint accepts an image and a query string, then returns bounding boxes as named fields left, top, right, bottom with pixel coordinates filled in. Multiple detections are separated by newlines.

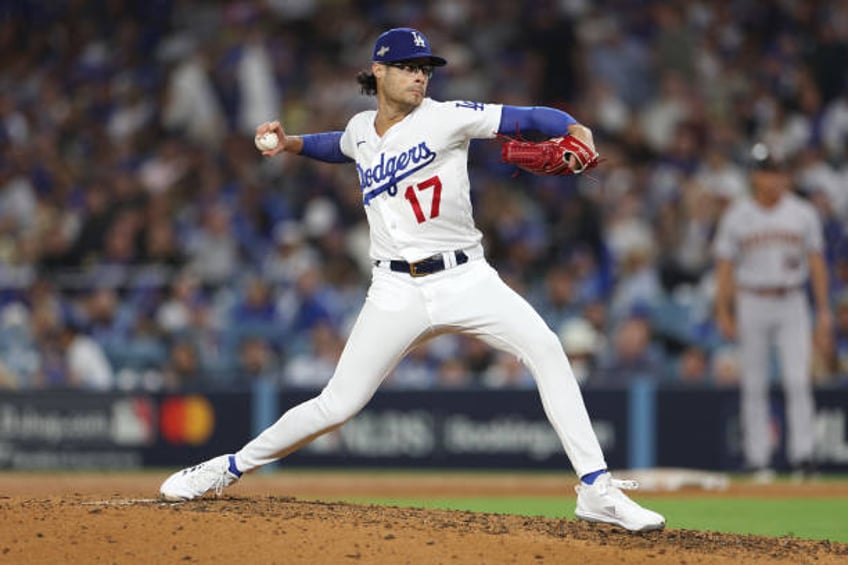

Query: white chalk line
left=80, top=498, right=162, bottom=506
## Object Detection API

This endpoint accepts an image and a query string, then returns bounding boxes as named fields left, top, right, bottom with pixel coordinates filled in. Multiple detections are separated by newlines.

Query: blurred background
left=0, top=0, right=847, bottom=471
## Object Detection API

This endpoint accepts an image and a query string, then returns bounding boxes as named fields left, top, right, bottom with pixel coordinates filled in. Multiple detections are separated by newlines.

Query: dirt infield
left=1, top=471, right=847, bottom=564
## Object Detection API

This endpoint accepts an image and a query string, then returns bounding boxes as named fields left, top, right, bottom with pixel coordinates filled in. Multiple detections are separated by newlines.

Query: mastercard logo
left=160, top=395, right=215, bottom=445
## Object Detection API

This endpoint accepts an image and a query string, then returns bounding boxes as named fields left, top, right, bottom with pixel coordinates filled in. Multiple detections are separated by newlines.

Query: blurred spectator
left=609, top=243, right=663, bottom=323
left=67, top=180, right=115, bottom=267
left=461, top=335, right=497, bottom=380
left=140, top=215, right=186, bottom=269
left=263, top=220, right=320, bottom=286
left=758, top=99, right=813, bottom=162
left=283, top=322, right=343, bottom=388
left=0, top=156, right=37, bottom=244
left=595, top=314, right=665, bottom=386
left=0, top=302, right=38, bottom=388
left=559, top=317, right=601, bottom=385
left=162, top=43, right=228, bottom=147
left=639, top=71, right=693, bottom=154
left=481, top=352, right=534, bottom=389
left=821, top=89, right=848, bottom=160
left=228, top=275, right=283, bottom=333
left=675, top=344, right=710, bottom=387
left=532, top=264, right=582, bottom=331
left=235, top=335, right=281, bottom=387
left=111, top=312, right=168, bottom=391
left=711, top=346, right=741, bottom=388
left=583, top=79, right=630, bottom=138
left=59, top=321, right=114, bottom=390
left=0, top=359, right=18, bottom=389
left=183, top=298, right=233, bottom=384
left=287, top=265, right=338, bottom=340
left=185, top=203, right=240, bottom=285
left=693, top=146, right=748, bottom=204
left=658, top=181, right=723, bottom=291
left=236, top=30, right=281, bottom=136
left=157, top=271, right=204, bottom=335
left=162, top=338, right=205, bottom=391
left=77, top=287, right=135, bottom=352
left=386, top=344, right=438, bottom=389
left=582, top=13, right=654, bottom=108
left=437, top=358, right=474, bottom=389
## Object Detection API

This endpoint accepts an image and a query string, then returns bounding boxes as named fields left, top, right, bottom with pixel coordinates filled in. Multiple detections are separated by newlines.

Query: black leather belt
left=740, top=286, right=802, bottom=298
left=376, top=250, right=469, bottom=277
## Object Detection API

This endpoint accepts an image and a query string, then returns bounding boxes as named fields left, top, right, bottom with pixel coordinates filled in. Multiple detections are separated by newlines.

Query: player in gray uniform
left=158, top=27, right=665, bottom=532
left=714, top=143, right=832, bottom=479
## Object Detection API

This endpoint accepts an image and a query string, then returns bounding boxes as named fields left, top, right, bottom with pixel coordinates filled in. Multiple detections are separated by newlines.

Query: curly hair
left=356, top=70, right=377, bottom=96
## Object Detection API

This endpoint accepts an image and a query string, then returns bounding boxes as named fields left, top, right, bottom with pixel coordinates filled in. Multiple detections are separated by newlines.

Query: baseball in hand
left=255, top=132, right=279, bottom=151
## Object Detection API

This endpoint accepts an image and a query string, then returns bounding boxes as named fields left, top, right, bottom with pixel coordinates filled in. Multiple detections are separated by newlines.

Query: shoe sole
left=575, top=510, right=665, bottom=532
left=159, top=490, right=192, bottom=502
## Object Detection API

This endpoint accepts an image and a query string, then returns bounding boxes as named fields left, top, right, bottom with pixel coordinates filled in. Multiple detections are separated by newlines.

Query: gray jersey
left=713, top=193, right=823, bottom=288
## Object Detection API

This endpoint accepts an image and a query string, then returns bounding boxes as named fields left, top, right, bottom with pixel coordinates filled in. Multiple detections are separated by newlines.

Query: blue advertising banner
left=0, top=392, right=156, bottom=469
left=282, top=389, right=629, bottom=470
left=142, top=392, right=253, bottom=468
left=656, top=388, right=848, bottom=471
left=0, top=392, right=253, bottom=469
left=1, top=387, right=844, bottom=471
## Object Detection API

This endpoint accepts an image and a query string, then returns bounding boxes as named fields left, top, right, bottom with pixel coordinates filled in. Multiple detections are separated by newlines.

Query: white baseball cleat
left=575, top=473, right=666, bottom=532
left=159, top=454, right=241, bottom=501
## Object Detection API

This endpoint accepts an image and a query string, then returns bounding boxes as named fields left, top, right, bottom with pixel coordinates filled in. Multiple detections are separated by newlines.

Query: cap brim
left=381, top=55, right=447, bottom=66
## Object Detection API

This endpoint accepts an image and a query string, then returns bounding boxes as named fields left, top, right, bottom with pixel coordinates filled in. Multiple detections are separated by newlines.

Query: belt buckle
left=409, top=261, right=426, bottom=277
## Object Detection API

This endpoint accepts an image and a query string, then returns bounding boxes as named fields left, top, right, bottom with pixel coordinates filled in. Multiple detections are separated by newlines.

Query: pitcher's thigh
left=321, top=274, right=431, bottom=417
left=442, top=264, right=563, bottom=359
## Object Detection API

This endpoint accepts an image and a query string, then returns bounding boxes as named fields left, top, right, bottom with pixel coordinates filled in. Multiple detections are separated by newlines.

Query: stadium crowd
left=0, top=0, right=847, bottom=392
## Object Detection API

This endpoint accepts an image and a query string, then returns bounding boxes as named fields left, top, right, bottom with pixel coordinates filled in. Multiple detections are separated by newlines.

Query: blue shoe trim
left=580, top=469, right=607, bottom=485
left=228, top=455, right=243, bottom=478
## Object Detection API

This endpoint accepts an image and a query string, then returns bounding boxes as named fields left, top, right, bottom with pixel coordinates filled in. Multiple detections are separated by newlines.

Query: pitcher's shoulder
left=347, top=109, right=377, bottom=129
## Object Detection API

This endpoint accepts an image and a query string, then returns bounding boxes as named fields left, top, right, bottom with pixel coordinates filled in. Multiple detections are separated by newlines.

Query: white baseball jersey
left=339, top=98, right=502, bottom=262
left=713, top=193, right=823, bottom=288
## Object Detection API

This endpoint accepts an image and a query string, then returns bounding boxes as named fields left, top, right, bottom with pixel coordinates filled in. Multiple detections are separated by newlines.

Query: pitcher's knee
left=529, top=330, right=567, bottom=359
left=315, top=387, right=368, bottom=426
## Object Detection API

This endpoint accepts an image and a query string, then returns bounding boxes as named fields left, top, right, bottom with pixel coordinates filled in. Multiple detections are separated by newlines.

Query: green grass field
left=346, top=495, right=848, bottom=543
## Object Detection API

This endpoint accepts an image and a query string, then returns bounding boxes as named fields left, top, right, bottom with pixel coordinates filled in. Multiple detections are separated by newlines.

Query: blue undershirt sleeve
left=498, top=105, right=577, bottom=138
left=300, top=132, right=353, bottom=163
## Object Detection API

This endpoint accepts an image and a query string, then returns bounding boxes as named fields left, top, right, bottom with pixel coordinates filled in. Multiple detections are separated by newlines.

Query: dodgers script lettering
left=357, top=142, right=437, bottom=205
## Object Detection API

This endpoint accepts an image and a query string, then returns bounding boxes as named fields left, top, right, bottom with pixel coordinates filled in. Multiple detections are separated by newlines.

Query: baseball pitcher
left=160, top=27, right=664, bottom=532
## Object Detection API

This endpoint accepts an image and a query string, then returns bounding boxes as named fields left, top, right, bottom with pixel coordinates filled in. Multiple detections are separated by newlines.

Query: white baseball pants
left=235, top=256, right=607, bottom=477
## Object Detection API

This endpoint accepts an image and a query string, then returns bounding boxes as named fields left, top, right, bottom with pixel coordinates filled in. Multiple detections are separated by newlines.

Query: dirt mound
left=2, top=494, right=846, bottom=564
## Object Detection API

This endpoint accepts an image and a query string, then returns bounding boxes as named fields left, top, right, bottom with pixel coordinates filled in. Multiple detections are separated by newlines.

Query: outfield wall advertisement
left=283, top=390, right=628, bottom=469
left=656, top=388, right=848, bottom=471
left=0, top=392, right=251, bottom=470
left=0, top=388, right=845, bottom=471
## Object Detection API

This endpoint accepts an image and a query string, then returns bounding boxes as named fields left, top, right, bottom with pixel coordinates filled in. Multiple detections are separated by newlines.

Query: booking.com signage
left=0, top=392, right=251, bottom=469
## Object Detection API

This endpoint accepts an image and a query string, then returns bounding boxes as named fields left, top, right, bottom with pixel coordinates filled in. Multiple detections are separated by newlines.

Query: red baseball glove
left=500, top=134, right=600, bottom=175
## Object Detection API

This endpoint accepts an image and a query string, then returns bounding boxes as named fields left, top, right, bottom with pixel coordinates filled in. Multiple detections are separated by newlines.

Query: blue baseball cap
left=372, top=27, right=447, bottom=67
